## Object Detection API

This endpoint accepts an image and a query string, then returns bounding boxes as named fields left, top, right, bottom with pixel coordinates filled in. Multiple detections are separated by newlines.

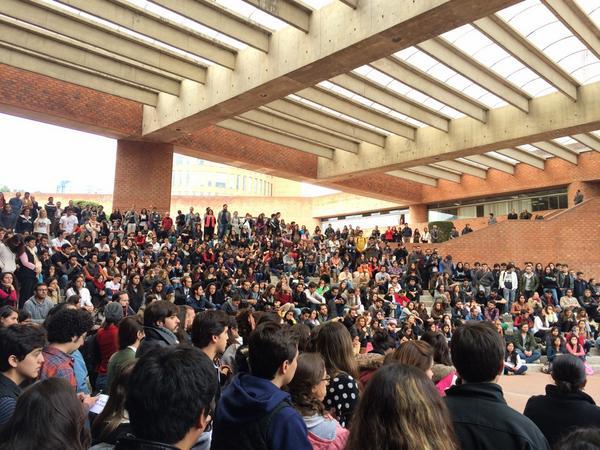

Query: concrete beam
left=387, top=170, right=437, bottom=186
left=339, top=0, right=359, bottom=8
left=152, top=0, right=270, bottom=52
left=296, top=87, right=416, bottom=138
left=53, top=0, right=237, bottom=68
left=434, top=160, right=487, bottom=178
left=265, top=98, right=386, bottom=146
left=473, top=15, right=578, bottom=100
left=218, top=118, right=334, bottom=159
left=542, top=0, right=600, bottom=61
left=243, top=0, right=311, bottom=32
left=0, top=44, right=157, bottom=105
left=0, top=0, right=206, bottom=83
left=371, top=57, right=488, bottom=122
left=531, top=141, right=578, bottom=165
left=417, top=37, right=530, bottom=112
left=241, top=108, right=358, bottom=152
left=142, top=0, right=520, bottom=140
left=465, top=154, right=515, bottom=174
left=407, top=165, right=461, bottom=183
left=0, top=18, right=180, bottom=95
left=330, top=73, right=450, bottom=131
left=497, top=148, right=545, bottom=170
left=572, top=133, right=600, bottom=152
left=317, top=81, right=600, bottom=179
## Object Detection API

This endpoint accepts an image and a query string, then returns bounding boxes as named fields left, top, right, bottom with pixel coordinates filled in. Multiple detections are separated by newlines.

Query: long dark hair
left=313, top=321, right=358, bottom=379
left=420, top=331, right=453, bottom=366
left=345, top=364, right=457, bottom=450
left=288, top=352, right=326, bottom=417
left=92, top=360, right=136, bottom=442
left=0, top=377, right=90, bottom=450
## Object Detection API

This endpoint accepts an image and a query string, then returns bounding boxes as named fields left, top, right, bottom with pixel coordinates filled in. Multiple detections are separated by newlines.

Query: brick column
left=113, top=140, right=173, bottom=213
left=408, top=204, right=428, bottom=225
left=567, top=181, right=600, bottom=207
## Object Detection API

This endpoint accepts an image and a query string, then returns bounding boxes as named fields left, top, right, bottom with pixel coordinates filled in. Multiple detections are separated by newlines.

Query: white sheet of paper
left=89, top=394, right=109, bottom=414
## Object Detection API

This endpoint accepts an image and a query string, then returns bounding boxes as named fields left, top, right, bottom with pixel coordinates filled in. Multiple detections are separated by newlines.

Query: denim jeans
left=504, top=365, right=527, bottom=375
left=503, top=288, right=517, bottom=310
left=516, top=349, right=541, bottom=364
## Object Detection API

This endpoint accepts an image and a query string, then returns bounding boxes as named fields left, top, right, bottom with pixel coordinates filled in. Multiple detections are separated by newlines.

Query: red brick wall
left=113, top=140, right=173, bottom=213
left=0, top=64, right=142, bottom=138
left=401, top=198, right=600, bottom=278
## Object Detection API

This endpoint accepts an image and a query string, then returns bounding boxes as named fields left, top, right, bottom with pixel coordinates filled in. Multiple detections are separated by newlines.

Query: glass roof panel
left=352, top=65, right=462, bottom=118
left=127, top=0, right=246, bottom=50
left=214, top=0, right=288, bottom=31
left=42, top=0, right=214, bottom=65
left=394, top=47, right=506, bottom=108
left=516, top=144, right=552, bottom=159
left=498, top=0, right=600, bottom=85
left=287, top=94, right=392, bottom=136
left=486, top=151, right=518, bottom=164
left=441, top=23, right=554, bottom=97
left=555, top=136, right=592, bottom=154
left=318, top=80, right=425, bottom=127
left=300, top=0, right=337, bottom=9
left=456, top=157, right=489, bottom=169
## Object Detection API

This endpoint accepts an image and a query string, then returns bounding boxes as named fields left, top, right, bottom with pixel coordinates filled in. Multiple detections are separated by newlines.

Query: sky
left=0, top=113, right=336, bottom=196
left=0, top=113, right=116, bottom=193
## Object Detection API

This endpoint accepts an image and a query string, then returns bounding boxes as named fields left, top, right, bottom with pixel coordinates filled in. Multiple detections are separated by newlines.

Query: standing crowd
left=0, top=192, right=599, bottom=449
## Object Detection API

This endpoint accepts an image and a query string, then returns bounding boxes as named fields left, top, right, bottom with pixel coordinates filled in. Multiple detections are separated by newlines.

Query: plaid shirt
left=40, top=346, right=76, bottom=389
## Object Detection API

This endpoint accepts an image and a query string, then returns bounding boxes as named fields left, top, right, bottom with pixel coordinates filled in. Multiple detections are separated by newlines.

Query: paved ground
left=499, top=371, right=600, bottom=412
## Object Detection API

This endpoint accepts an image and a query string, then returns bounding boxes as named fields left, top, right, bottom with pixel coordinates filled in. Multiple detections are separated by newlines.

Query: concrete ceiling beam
left=473, top=15, right=578, bottom=100
left=265, top=98, right=386, bottom=146
left=434, top=160, right=487, bottom=178
left=141, top=0, right=520, bottom=140
left=317, top=81, right=600, bottom=180
left=0, top=44, right=157, bottom=105
left=387, top=170, right=437, bottom=186
left=242, top=0, right=311, bottom=32
left=417, top=37, right=530, bottom=112
left=0, top=0, right=207, bottom=83
left=371, top=57, right=488, bottom=122
left=531, top=141, right=578, bottom=164
left=218, top=118, right=334, bottom=159
left=497, top=148, right=545, bottom=170
left=152, top=0, right=270, bottom=52
left=330, top=73, right=450, bottom=131
left=53, top=0, right=237, bottom=68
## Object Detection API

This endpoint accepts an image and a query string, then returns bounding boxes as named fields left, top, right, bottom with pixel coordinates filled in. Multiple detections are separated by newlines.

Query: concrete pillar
left=567, top=181, right=600, bottom=207
left=113, top=140, right=173, bottom=213
left=408, top=204, right=428, bottom=225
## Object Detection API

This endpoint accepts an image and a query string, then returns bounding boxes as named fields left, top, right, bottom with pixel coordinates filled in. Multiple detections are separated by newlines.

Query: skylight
left=516, top=144, right=552, bottom=159
left=42, top=0, right=213, bottom=66
left=441, top=24, right=555, bottom=97
left=213, top=0, right=288, bottom=31
left=554, top=136, right=592, bottom=154
left=394, top=47, right=507, bottom=109
left=353, top=65, right=464, bottom=119
left=127, top=0, right=248, bottom=50
left=318, top=80, right=425, bottom=128
left=498, top=0, right=600, bottom=85
left=287, top=94, right=392, bottom=136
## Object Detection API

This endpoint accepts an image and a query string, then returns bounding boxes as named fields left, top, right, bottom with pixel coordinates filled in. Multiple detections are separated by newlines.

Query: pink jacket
left=307, top=424, right=349, bottom=450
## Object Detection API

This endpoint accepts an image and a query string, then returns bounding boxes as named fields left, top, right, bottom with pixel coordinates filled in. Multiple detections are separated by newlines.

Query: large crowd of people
left=0, top=192, right=599, bottom=449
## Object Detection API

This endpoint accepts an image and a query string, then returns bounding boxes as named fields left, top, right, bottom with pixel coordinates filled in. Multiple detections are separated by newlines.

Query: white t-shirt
left=66, top=287, right=93, bottom=308
left=60, top=215, right=79, bottom=234
left=34, top=218, right=51, bottom=235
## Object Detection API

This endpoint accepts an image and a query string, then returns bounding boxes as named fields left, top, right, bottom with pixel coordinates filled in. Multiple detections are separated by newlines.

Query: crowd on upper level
left=0, top=190, right=598, bottom=450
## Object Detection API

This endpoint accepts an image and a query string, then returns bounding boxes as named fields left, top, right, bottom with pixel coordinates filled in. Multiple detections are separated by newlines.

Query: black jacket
left=445, top=382, right=549, bottom=450
left=524, top=384, right=600, bottom=447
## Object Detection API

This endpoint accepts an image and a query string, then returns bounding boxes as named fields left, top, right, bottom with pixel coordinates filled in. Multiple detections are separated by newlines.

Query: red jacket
left=96, top=324, right=119, bottom=374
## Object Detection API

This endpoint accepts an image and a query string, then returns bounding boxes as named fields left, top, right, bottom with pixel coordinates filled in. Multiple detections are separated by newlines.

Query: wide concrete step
left=524, top=363, right=600, bottom=373
left=539, top=355, right=600, bottom=364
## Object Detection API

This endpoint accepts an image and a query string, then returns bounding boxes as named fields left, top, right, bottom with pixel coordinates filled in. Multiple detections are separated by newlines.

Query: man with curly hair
left=39, top=308, right=93, bottom=390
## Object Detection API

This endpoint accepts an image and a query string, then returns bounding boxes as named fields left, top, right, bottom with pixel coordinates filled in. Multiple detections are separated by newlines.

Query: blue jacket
left=212, top=373, right=311, bottom=450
